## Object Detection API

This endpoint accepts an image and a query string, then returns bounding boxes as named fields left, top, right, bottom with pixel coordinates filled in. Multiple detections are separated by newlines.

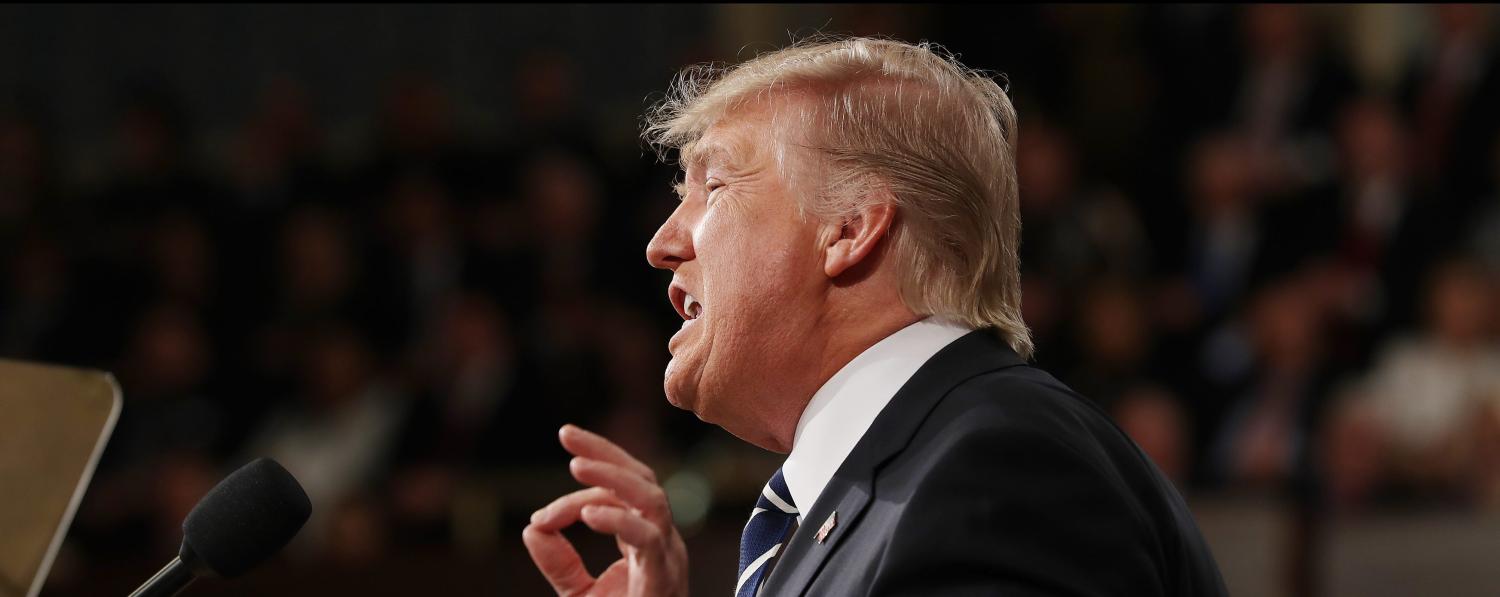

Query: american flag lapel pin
left=815, top=510, right=837, bottom=544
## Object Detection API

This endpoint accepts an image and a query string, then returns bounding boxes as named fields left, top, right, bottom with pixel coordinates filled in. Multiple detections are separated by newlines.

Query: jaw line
left=685, top=322, right=715, bottom=420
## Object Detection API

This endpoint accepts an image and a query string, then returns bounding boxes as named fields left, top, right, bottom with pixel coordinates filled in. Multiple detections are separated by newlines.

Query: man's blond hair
left=644, top=36, right=1033, bottom=359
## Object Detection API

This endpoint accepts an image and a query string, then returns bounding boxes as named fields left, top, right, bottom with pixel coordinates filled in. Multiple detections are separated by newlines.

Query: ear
left=823, top=201, right=896, bottom=279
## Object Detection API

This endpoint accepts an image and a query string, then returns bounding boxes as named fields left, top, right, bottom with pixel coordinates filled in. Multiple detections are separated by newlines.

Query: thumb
left=523, top=524, right=595, bottom=595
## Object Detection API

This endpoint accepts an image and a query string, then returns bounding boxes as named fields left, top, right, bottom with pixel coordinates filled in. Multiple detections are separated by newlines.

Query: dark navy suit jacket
left=758, top=329, right=1228, bottom=596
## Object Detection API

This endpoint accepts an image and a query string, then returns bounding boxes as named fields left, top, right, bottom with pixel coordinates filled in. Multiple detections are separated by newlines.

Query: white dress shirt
left=781, top=317, right=974, bottom=515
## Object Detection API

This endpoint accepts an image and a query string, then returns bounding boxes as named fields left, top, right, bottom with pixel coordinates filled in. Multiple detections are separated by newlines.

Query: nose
left=646, top=201, right=695, bottom=271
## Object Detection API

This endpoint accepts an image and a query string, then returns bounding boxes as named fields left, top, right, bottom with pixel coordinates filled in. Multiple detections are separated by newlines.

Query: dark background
left=2, top=5, right=1498, bottom=596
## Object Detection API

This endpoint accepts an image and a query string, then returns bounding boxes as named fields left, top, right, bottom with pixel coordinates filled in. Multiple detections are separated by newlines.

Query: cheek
left=698, top=212, right=812, bottom=313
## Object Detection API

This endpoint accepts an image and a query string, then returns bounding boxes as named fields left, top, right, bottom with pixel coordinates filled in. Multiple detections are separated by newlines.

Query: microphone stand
left=128, top=556, right=197, bottom=597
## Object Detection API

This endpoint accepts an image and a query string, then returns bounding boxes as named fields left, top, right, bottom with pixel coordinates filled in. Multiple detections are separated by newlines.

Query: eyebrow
left=681, top=141, right=733, bottom=172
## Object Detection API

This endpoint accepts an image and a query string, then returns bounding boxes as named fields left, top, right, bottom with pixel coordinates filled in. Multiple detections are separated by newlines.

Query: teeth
left=684, top=293, right=702, bottom=319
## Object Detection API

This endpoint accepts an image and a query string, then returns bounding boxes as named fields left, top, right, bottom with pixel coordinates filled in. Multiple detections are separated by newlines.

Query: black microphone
left=129, top=458, right=312, bottom=597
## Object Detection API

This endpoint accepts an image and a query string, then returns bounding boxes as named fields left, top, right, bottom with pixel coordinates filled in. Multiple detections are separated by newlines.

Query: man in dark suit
left=522, top=36, right=1227, bottom=596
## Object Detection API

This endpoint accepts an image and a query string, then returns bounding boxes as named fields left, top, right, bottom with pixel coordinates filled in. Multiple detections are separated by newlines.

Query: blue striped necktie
left=736, top=468, right=798, bottom=597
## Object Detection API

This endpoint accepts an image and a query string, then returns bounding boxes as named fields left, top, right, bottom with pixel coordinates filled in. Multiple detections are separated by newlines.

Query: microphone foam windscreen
left=181, top=458, right=312, bottom=578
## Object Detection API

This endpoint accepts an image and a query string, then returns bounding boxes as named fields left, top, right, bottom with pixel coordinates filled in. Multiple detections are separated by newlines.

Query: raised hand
left=523, top=425, right=690, bottom=596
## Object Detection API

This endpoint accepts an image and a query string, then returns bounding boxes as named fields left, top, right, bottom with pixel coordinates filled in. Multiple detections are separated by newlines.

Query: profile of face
left=645, top=104, right=830, bottom=450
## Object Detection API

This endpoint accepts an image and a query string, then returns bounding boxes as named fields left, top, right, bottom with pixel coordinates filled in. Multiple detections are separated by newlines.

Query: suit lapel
left=760, top=329, right=1026, bottom=595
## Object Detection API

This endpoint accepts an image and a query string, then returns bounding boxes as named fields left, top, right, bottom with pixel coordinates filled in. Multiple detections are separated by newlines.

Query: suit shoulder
left=871, top=366, right=1182, bottom=596
left=910, top=364, right=1169, bottom=518
left=869, top=364, right=1229, bottom=597
left=934, top=364, right=1124, bottom=444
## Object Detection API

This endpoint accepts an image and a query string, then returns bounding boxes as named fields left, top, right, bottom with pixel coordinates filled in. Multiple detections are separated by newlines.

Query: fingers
left=569, top=457, right=672, bottom=524
left=526, top=487, right=627, bottom=595
left=526, top=428, right=681, bottom=596
left=580, top=504, right=663, bottom=551
left=559, top=425, right=672, bottom=524
left=522, top=524, right=593, bottom=596
left=560, top=424, right=657, bottom=481
left=531, top=486, right=626, bottom=532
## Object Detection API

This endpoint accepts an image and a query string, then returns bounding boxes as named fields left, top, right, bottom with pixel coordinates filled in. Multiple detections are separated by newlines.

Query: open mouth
left=669, top=284, right=704, bottom=322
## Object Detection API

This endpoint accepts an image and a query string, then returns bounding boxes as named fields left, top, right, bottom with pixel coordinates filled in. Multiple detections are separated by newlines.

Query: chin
left=661, top=363, right=698, bottom=412
left=662, top=379, right=685, bottom=409
left=666, top=376, right=728, bottom=431
left=664, top=387, right=693, bottom=412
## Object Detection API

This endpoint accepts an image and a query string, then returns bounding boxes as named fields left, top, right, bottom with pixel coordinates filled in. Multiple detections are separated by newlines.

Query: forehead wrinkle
left=708, top=98, right=792, bottom=159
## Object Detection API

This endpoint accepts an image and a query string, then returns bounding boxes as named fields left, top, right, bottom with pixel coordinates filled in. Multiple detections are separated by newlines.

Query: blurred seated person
left=1203, top=272, right=1333, bottom=498
left=242, top=323, right=407, bottom=553
left=1359, top=256, right=1500, bottom=505
left=1179, top=132, right=1263, bottom=324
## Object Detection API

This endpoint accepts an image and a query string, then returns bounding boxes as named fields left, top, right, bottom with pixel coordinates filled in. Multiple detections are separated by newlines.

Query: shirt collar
left=781, top=317, right=974, bottom=514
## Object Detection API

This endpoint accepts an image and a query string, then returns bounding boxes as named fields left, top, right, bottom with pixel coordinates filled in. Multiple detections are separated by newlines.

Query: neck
left=758, top=295, right=918, bottom=452
left=814, top=309, right=922, bottom=394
